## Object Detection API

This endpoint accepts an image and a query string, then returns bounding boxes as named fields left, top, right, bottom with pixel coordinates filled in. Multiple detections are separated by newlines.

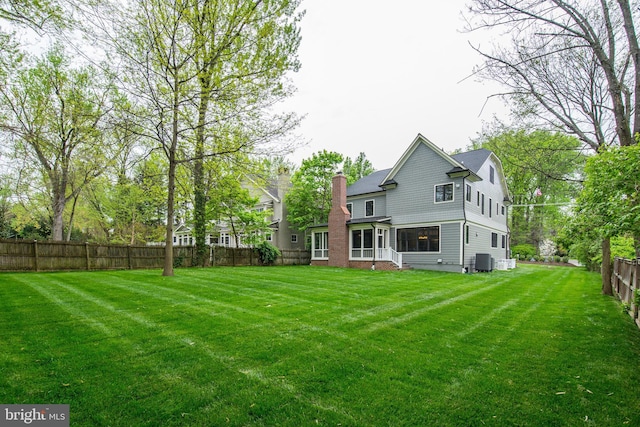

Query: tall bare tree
left=465, top=0, right=640, bottom=293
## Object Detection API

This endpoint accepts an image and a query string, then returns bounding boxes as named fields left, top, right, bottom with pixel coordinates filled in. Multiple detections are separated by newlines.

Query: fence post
left=33, top=240, right=39, bottom=272
left=85, top=242, right=91, bottom=271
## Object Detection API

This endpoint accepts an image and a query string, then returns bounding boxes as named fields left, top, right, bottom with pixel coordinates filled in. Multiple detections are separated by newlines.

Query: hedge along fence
left=612, top=256, right=640, bottom=328
left=0, top=239, right=310, bottom=272
left=210, top=246, right=310, bottom=267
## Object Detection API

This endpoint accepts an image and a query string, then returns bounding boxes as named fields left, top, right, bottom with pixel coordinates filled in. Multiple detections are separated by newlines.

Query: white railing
left=387, top=248, right=402, bottom=268
left=349, top=247, right=404, bottom=268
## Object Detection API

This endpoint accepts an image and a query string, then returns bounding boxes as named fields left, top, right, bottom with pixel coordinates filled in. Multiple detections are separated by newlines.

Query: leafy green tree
left=107, top=0, right=302, bottom=274
left=186, top=0, right=302, bottom=266
left=343, top=152, right=375, bottom=185
left=576, top=144, right=640, bottom=256
left=0, top=44, right=116, bottom=241
left=285, top=150, right=344, bottom=232
left=84, top=153, right=167, bottom=244
left=207, top=167, right=271, bottom=248
left=0, top=0, right=64, bottom=30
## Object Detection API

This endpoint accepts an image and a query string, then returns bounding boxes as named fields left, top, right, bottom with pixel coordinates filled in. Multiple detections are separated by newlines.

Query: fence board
left=612, top=257, right=640, bottom=328
left=0, top=239, right=309, bottom=272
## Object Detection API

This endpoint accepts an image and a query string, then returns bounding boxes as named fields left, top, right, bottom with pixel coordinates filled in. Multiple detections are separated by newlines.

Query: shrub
left=512, top=244, right=536, bottom=260
left=255, top=241, right=281, bottom=265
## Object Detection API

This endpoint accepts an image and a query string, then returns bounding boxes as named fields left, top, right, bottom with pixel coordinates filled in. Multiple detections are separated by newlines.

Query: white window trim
left=434, top=182, right=455, bottom=204
left=364, top=199, right=375, bottom=217
left=311, top=229, right=329, bottom=260
left=346, top=202, right=353, bottom=218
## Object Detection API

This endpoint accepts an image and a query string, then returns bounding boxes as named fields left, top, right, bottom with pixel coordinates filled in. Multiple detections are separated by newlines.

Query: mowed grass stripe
left=6, top=273, right=357, bottom=423
left=1, top=265, right=639, bottom=426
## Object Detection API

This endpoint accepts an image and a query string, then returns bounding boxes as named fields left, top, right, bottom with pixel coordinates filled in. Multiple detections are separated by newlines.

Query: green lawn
left=1, top=265, right=639, bottom=426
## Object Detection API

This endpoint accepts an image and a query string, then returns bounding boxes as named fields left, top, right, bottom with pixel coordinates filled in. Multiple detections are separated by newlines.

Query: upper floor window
left=291, top=234, right=298, bottom=243
left=365, top=200, right=374, bottom=217
left=435, top=183, right=454, bottom=203
left=346, top=203, right=353, bottom=218
left=490, top=166, right=495, bottom=184
left=466, top=184, right=472, bottom=202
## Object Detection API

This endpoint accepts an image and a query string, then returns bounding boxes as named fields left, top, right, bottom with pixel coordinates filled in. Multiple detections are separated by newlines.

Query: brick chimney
left=328, top=172, right=350, bottom=267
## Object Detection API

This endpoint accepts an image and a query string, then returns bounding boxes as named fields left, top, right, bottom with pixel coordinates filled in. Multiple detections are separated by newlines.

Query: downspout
left=461, top=172, right=471, bottom=273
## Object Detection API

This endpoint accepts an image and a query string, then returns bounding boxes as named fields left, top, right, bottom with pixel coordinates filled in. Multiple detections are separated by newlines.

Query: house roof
left=347, top=168, right=392, bottom=197
left=346, top=135, right=510, bottom=201
left=381, top=134, right=482, bottom=185
left=451, top=149, right=492, bottom=175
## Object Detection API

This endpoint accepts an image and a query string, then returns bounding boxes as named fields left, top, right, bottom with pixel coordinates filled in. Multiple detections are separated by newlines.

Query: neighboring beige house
left=173, top=173, right=304, bottom=251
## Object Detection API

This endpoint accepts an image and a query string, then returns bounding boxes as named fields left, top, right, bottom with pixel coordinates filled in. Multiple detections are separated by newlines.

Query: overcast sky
left=283, top=0, right=508, bottom=170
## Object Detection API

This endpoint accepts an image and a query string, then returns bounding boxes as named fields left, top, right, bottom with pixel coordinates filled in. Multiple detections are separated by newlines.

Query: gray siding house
left=173, top=173, right=305, bottom=251
left=310, top=134, right=511, bottom=272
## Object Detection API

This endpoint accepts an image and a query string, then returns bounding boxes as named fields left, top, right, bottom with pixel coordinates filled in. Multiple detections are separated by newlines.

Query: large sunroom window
left=397, top=226, right=440, bottom=252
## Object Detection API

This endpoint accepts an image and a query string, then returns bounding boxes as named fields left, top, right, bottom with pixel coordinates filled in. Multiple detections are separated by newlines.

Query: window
left=365, top=200, right=374, bottom=217
left=465, top=225, right=470, bottom=244
left=397, top=227, right=440, bottom=252
left=489, top=198, right=493, bottom=217
left=481, top=194, right=485, bottom=215
left=491, top=232, right=498, bottom=248
left=291, top=234, right=298, bottom=243
left=346, top=203, right=353, bottom=218
left=313, top=231, right=328, bottom=258
left=266, top=233, right=272, bottom=241
left=501, top=235, right=506, bottom=249
left=352, top=229, right=374, bottom=258
left=435, top=183, right=454, bottom=203
left=490, top=166, right=495, bottom=184
left=501, top=205, right=505, bottom=215
left=477, top=191, right=480, bottom=206
left=466, top=184, right=472, bottom=202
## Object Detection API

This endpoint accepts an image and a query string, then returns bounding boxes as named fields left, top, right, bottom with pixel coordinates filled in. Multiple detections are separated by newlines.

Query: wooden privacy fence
left=0, top=239, right=310, bottom=272
left=612, top=257, right=640, bottom=329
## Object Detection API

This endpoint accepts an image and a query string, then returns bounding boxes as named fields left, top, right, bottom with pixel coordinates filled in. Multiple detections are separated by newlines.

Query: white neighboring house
left=172, top=173, right=305, bottom=251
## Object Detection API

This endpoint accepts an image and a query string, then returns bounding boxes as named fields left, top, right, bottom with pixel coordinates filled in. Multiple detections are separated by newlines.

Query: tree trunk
left=601, top=237, right=613, bottom=295
left=192, top=87, right=210, bottom=267
left=52, top=193, right=65, bottom=241
left=162, top=71, right=180, bottom=277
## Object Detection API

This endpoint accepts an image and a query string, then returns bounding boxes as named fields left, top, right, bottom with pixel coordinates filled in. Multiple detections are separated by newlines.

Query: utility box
left=476, top=253, right=492, bottom=272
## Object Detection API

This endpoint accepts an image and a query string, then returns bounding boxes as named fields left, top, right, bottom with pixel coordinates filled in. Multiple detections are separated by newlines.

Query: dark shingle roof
left=451, top=149, right=492, bottom=174
left=346, top=168, right=392, bottom=197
